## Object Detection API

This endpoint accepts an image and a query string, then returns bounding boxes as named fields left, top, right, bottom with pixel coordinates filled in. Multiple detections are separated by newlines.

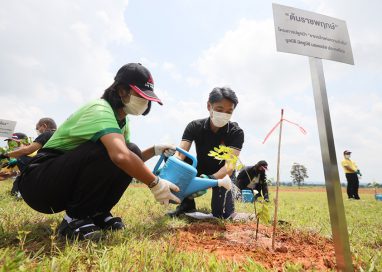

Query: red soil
left=172, top=222, right=337, bottom=271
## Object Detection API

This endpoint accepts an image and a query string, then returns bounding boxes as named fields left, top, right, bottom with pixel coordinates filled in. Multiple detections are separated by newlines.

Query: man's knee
left=127, top=142, right=142, bottom=159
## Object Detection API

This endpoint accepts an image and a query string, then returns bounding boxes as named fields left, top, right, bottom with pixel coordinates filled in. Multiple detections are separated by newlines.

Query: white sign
left=272, top=3, right=354, bottom=65
left=0, top=119, right=17, bottom=138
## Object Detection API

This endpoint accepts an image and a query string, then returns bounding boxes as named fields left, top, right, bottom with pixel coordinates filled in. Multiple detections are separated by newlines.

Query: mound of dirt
left=172, top=222, right=337, bottom=271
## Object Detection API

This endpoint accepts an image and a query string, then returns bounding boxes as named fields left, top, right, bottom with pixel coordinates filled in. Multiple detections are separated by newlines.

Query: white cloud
left=162, top=62, right=182, bottom=80
left=193, top=11, right=382, bottom=183
left=0, top=0, right=132, bottom=139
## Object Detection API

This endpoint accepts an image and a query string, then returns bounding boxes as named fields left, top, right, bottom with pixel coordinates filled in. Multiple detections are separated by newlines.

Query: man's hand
left=150, top=177, right=181, bottom=205
left=154, top=144, right=176, bottom=157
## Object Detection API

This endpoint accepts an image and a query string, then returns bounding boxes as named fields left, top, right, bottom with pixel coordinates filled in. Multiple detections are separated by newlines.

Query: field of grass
left=0, top=179, right=381, bottom=271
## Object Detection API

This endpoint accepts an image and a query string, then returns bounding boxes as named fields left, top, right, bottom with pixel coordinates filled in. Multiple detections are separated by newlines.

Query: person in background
left=236, top=160, right=269, bottom=202
left=168, top=87, right=244, bottom=219
left=17, top=63, right=180, bottom=240
left=1, top=133, right=30, bottom=170
left=0, top=118, right=57, bottom=196
left=341, top=150, right=362, bottom=200
left=0, top=133, right=29, bottom=180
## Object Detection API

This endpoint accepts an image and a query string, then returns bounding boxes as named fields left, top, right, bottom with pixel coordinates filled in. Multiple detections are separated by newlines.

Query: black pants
left=211, top=187, right=234, bottom=218
left=18, top=141, right=141, bottom=219
left=345, top=173, right=360, bottom=199
left=16, top=155, right=33, bottom=172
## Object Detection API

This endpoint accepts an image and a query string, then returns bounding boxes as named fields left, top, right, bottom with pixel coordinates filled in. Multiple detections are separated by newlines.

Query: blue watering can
left=153, top=147, right=232, bottom=202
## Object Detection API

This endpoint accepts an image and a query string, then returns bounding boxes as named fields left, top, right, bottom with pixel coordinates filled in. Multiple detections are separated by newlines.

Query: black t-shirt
left=34, top=131, right=55, bottom=146
left=182, top=118, right=244, bottom=176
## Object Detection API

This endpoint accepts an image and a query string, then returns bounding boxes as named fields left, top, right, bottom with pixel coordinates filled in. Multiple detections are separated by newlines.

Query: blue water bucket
left=375, top=194, right=382, bottom=201
left=242, top=190, right=254, bottom=203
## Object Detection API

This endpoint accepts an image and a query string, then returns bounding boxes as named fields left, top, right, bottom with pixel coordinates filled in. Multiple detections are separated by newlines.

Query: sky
left=0, top=0, right=381, bottom=184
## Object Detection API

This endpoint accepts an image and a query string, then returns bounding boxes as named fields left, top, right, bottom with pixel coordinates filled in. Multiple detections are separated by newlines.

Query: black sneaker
left=57, top=218, right=101, bottom=240
left=167, top=198, right=196, bottom=218
left=92, top=212, right=125, bottom=231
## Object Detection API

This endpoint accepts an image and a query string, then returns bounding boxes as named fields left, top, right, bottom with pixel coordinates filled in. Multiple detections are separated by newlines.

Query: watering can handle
left=153, top=154, right=165, bottom=174
left=175, top=147, right=197, bottom=168
left=152, top=147, right=198, bottom=174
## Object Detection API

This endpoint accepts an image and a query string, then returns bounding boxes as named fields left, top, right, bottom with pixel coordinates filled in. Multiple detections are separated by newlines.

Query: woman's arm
left=100, top=133, right=156, bottom=185
left=174, top=140, right=192, bottom=160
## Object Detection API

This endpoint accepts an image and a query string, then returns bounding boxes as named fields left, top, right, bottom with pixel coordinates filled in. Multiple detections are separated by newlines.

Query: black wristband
left=148, top=176, right=160, bottom=188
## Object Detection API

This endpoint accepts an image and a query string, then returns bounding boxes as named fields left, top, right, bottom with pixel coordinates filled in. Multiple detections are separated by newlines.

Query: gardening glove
left=154, top=144, right=176, bottom=157
left=149, top=177, right=181, bottom=205
left=2, top=158, right=17, bottom=168
left=356, top=169, right=362, bottom=176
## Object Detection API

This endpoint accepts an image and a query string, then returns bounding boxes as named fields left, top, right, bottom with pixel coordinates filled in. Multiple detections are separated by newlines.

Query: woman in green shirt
left=18, top=63, right=180, bottom=240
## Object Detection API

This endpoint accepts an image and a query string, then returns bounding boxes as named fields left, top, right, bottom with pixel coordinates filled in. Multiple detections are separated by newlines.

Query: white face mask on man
left=345, top=154, right=351, bottom=159
left=122, top=95, right=148, bottom=115
left=210, top=110, right=232, bottom=127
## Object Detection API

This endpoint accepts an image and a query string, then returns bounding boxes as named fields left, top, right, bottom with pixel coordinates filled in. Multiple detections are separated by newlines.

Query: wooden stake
left=272, top=109, right=284, bottom=250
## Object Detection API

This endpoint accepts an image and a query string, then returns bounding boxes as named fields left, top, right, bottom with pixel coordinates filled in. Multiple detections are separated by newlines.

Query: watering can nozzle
left=217, top=175, right=232, bottom=191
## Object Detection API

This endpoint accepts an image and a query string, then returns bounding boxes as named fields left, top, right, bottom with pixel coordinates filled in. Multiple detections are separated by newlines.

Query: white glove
left=154, top=144, right=176, bottom=157
left=150, top=177, right=181, bottom=205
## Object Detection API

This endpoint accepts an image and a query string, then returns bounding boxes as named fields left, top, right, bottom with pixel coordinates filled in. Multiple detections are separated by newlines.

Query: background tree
left=290, top=163, right=309, bottom=188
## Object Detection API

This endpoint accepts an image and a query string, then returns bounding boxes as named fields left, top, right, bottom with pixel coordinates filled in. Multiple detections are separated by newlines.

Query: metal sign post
left=273, top=3, right=355, bottom=270
left=309, top=57, right=353, bottom=271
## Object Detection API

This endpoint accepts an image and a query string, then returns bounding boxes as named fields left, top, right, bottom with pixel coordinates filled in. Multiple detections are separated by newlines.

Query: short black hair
left=101, top=82, right=151, bottom=115
left=208, top=87, right=238, bottom=108
left=37, top=118, right=57, bottom=130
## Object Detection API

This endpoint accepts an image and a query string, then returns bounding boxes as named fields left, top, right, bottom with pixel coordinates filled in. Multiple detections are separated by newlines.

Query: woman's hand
left=149, top=177, right=181, bottom=205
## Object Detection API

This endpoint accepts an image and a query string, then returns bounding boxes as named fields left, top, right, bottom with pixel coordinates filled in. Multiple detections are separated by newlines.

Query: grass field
left=0, top=179, right=381, bottom=271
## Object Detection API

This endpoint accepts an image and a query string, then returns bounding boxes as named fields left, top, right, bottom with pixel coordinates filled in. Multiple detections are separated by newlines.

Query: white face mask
left=210, top=110, right=232, bottom=127
left=345, top=155, right=351, bottom=159
left=122, top=95, right=148, bottom=115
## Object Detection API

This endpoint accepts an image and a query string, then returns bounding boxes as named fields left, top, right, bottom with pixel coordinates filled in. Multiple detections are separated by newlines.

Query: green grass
left=0, top=180, right=381, bottom=271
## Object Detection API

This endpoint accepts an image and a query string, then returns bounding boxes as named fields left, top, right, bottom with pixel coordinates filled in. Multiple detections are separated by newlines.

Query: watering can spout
left=184, top=175, right=232, bottom=197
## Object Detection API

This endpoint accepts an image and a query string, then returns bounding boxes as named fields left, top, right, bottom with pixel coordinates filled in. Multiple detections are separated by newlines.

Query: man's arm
left=342, top=161, right=357, bottom=172
left=5, top=142, right=42, bottom=158
left=175, top=140, right=192, bottom=160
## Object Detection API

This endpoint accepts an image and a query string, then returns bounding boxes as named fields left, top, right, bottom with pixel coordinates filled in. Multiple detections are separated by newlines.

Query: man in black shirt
left=0, top=118, right=57, bottom=196
left=168, top=87, right=244, bottom=219
left=236, top=160, right=269, bottom=201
